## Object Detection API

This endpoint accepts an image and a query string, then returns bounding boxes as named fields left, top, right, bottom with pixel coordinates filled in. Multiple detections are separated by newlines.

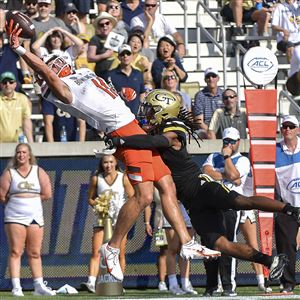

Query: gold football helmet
left=139, top=89, right=181, bottom=125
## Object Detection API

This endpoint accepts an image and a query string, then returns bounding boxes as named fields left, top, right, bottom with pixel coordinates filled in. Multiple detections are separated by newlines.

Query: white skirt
left=5, top=195, right=44, bottom=226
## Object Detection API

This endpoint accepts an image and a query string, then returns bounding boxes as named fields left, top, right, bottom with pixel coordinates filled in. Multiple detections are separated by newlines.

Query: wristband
left=144, top=222, right=150, bottom=225
left=223, top=155, right=230, bottom=160
left=14, top=46, right=26, bottom=56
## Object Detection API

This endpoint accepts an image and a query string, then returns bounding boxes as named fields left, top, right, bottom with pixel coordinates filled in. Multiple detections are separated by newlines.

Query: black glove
left=104, top=135, right=121, bottom=149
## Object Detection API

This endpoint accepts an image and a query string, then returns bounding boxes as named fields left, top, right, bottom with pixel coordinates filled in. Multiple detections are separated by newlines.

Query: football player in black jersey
left=105, top=89, right=300, bottom=283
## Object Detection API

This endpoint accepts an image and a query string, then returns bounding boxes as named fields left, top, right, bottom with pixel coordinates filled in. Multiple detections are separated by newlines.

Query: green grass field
left=1, top=286, right=300, bottom=300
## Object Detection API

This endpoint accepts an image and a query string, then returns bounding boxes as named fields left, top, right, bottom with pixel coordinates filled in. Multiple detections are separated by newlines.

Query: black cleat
left=269, top=254, right=289, bottom=281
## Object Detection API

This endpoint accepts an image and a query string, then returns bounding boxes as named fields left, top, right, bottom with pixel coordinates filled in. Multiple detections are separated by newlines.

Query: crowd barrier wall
left=0, top=141, right=298, bottom=290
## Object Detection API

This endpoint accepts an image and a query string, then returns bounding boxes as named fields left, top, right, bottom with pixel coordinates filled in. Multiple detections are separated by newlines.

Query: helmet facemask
left=45, top=55, right=73, bottom=78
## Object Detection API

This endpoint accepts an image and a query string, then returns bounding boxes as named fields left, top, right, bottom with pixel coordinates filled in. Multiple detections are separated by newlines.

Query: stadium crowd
left=0, top=0, right=300, bottom=297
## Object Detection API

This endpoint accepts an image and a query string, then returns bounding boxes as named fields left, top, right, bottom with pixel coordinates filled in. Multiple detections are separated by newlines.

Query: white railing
left=196, top=0, right=227, bottom=88
left=159, top=0, right=189, bottom=54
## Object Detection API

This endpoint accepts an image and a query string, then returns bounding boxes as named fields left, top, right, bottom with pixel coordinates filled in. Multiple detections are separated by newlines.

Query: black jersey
left=158, top=118, right=202, bottom=208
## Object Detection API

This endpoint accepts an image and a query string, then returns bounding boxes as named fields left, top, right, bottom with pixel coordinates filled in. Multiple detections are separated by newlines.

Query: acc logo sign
left=287, top=178, right=300, bottom=194
left=242, top=46, right=278, bottom=86
left=247, top=57, right=274, bottom=73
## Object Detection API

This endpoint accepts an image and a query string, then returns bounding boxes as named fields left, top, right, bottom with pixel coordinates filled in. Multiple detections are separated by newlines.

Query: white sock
left=256, top=274, right=264, bottom=285
left=168, top=274, right=178, bottom=288
left=33, top=277, right=44, bottom=287
left=181, top=277, right=189, bottom=289
left=12, top=278, right=21, bottom=289
left=88, top=276, right=96, bottom=285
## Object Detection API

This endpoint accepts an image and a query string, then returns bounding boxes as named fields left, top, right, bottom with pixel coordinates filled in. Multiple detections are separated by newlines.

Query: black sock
left=282, top=203, right=298, bottom=216
left=250, top=251, right=273, bottom=268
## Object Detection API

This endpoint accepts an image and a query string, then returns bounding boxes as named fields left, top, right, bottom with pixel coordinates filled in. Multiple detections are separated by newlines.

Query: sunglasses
left=109, top=5, right=119, bottom=9
left=223, top=94, right=236, bottom=100
left=145, top=3, right=157, bottom=7
left=205, top=74, right=218, bottom=79
left=26, top=1, right=37, bottom=5
left=223, top=139, right=237, bottom=145
left=99, top=21, right=111, bottom=28
left=163, top=75, right=176, bottom=80
left=67, top=11, right=77, bottom=14
left=120, top=51, right=131, bottom=56
left=1, top=80, right=15, bottom=85
left=282, top=124, right=297, bottom=130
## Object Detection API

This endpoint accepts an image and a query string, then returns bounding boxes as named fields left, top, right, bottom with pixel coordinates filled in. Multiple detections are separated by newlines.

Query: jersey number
left=92, top=77, right=118, bottom=99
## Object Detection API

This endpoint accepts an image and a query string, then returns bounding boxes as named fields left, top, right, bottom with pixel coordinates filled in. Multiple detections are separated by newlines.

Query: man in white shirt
left=130, top=0, right=185, bottom=56
left=275, top=115, right=300, bottom=294
left=202, top=127, right=249, bottom=296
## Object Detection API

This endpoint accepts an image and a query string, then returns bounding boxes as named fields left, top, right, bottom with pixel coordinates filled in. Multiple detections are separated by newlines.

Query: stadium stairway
left=160, top=0, right=299, bottom=119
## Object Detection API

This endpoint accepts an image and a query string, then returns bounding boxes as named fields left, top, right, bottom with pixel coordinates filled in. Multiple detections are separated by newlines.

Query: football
left=121, top=87, right=137, bottom=102
left=6, top=11, right=35, bottom=39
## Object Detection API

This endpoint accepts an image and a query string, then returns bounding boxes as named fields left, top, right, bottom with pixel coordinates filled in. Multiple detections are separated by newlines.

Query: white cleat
left=158, top=281, right=168, bottom=292
left=33, top=282, right=56, bottom=296
left=169, top=285, right=186, bottom=295
left=182, top=282, right=198, bottom=295
left=100, top=243, right=123, bottom=281
left=180, top=239, right=221, bottom=260
left=12, top=288, right=24, bottom=297
left=80, top=282, right=95, bottom=293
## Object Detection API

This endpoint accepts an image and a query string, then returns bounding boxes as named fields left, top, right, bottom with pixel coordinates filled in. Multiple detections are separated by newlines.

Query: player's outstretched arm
left=7, top=20, right=73, bottom=104
left=105, top=133, right=173, bottom=150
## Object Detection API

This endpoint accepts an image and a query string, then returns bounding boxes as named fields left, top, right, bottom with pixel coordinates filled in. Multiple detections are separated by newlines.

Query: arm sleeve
left=120, top=134, right=170, bottom=149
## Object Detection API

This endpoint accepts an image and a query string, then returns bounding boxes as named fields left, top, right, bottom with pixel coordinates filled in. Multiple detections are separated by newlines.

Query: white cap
left=37, top=0, right=51, bottom=3
left=204, top=67, right=219, bottom=77
left=222, top=127, right=240, bottom=140
left=118, top=44, right=132, bottom=54
left=281, top=115, right=299, bottom=127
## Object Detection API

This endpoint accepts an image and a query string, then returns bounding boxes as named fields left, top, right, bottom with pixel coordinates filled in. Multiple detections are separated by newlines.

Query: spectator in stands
left=0, top=72, right=33, bottom=143
left=32, top=0, right=70, bottom=41
left=110, top=31, right=153, bottom=84
left=62, top=3, right=86, bottom=35
left=163, top=204, right=198, bottom=295
left=202, top=127, right=246, bottom=297
left=87, top=12, right=117, bottom=78
left=286, top=52, right=300, bottom=96
left=31, top=26, right=84, bottom=61
left=192, top=67, right=224, bottom=139
left=81, top=154, right=134, bottom=293
left=221, top=0, right=270, bottom=36
left=144, top=190, right=168, bottom=292
left=144, top=191, right=197, bottom=295
left=240, top=173, right=272, bottom=293
left=0, top=8, right=4, bottom=33
left=75, top=33, right=95, bottom=71
left=54, top=0, right=91, bottom=25
left=128, top=31, right=153, bottom=84
left=23, top=0, right=39, bottom=19
left=0, top=31, right=22, bottom=87
left=161, top=69, right=191, bottom=112
left=0, top=0, right=23, bottom=11
left=130, top=0, right=185, bottom=57
left=97, top=0, right=109, bottom=13
left=208, top=88, right=247, bottom=139
left=121, top=0, right=145, bottom=27
left=0, top=143, right=55, bottom=296
left=275, top=115, right=300, bottom=294
left=272, top=0, right=300, bottom=63
left=0, top=10, right=32, bottom=85
left=107, top=0, right=130, bottom=42
left=42, top=100, right=86, bottom=142
left=151, top=35, right=187, bottom=88
left=106, top=44, right=146, bottom=116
